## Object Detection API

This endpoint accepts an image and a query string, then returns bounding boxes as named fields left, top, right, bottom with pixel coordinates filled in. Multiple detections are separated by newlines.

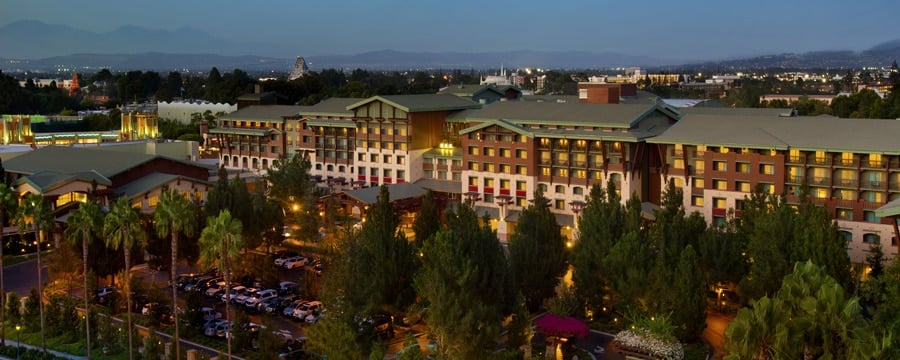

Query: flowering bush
left=614, top=328, right=684, bottom=360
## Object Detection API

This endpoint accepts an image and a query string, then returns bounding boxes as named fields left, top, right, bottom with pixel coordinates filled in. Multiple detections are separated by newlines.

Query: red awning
left=534, top=313, right=590, bottom=339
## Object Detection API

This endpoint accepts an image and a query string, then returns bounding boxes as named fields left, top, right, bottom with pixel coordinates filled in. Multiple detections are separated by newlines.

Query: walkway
left=0, top=340, right=87, bottom=360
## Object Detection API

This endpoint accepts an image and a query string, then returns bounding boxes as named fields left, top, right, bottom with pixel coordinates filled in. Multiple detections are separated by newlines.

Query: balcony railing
left=808, top=176, right=831, bottom=186
left=833, top=158, right=859, bottom=167
left=787, top=156, right=804, bottom=164
left=833, top=178, right=858, bottom=187
left=860, top=179, right=885, bottom=188
left=786, top=176, right=805, bottom=184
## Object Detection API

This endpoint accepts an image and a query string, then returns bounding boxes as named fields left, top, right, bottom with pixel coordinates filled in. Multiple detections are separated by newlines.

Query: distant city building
left=157, top=100, right=237, bottom=124
left=760, top=94, right=839, bottom=105
left=288, top=56, right=310, bottom=81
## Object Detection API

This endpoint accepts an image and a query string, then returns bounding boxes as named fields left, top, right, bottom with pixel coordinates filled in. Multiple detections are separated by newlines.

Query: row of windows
left=354, top=140, right=409, bottom=150
left=357, top=125, right=409, bottom=136
left=357, top=167, right=406, bottom=180
left=357, top=153, right=407, bottom=165
left=468, top=162, right=528, bottom=174
left=428, top=158, right=463, bottom=167
left=314, top=164, right=349, bottom=173
left=467, top=147, right=523, bottom=158
left=424, top=170, right=462, bottom=181
left=467, top=133, right=525, bottom=142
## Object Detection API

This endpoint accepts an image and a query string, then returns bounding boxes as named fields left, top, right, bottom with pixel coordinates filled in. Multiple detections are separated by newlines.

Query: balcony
left=785, top=175, right=804, bottom=184
left=808, top=177, right=831, bottom=186
left=572, top=160, right=587, bottom=168
left=833, top=158, right=859, bottom=167
left=787, top=156, right=804, bottom=164
left=862, top=160, right=885, bottom=169
left=833, top=178, right=858, bottom=188
left=860, top=179, right=885, bottom=189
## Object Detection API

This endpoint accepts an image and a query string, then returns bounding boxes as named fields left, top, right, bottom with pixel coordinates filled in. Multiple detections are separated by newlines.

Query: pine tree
left=509, top=190, right=567, bottom=311
left=413, top=203, right=512, bottom=358
left=412, top=189, right=440, bottom=249
left=671, top=245, right=708, bottom=341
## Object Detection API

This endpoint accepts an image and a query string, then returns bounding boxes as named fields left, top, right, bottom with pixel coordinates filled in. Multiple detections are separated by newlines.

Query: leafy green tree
left=267, top=153, right=319, bottom=242
left=15, top=193, right=54, bottom=353
left=153, top=188, right=197, bottom=360
left=411, top=189, right=440, bottom=249
left=413, top=203, right=512, bottom=358
left=509, top=190, right=567, bottom=311
left=697, top=216, right=747, bottom=288
left=5, top=292, right=20, bottom=325
left=103, top=198, right=146, bottom=360
left=64, top=200, right=103, bottom=357
left=726, top=261, right=877, bottom=359
left=198, top=210, right=244, bottom=359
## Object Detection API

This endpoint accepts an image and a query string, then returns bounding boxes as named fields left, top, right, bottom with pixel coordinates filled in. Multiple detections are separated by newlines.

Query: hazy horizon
left=2, top=0, right=900, bottom=61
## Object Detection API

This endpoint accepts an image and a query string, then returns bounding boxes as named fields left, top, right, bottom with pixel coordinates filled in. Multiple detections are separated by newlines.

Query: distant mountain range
left=1, top=20, right=900, bottom=72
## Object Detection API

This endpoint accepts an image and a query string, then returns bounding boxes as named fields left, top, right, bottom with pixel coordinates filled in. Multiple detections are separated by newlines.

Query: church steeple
left=69, top=71, right=80, bottom=97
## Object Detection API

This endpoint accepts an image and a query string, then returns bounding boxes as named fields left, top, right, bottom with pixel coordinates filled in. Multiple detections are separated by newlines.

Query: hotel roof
left=3, top=146, right=207, bottom=178
left=649, top=113, right=900, bottom=154
left=346, top=94, right=480, bottom=113
left=448, top=101, right=676, bottom=128
left=218, top=105, right=305, bottom=121
left=298, top=97, right=358, bottom=117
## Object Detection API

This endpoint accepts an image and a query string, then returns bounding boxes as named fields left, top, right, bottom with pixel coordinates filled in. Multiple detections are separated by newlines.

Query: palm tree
left=0, top=185, right=17, bottom=346
left=64, top=200, right=103, bottom=358
left=15, top=193, right=53, bottom=353
left=103, top=198, right=144, bottom=360
left=153, top=188, right=197, bottom=360
left=198, top=210, right=243, bottom=360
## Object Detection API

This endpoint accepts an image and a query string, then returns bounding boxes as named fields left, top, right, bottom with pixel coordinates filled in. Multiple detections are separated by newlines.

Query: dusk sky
left=3, top=0, right=900, bottom=60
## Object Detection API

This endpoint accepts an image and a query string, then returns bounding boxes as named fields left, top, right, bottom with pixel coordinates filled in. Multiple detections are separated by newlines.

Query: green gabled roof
left=305, top=118, right=357, bottom=128
left=414, top=179, right=462, bottom=194
left=447, top=101, right=661, bottom=127
left=299, top=98, right=359, bottom=117
left=116, top=173, right=209, bottom=200
left=15, top=170, right=111, bottom=193
left=529, top=128, right=644, bottom=141
left=209, top=127, right=276, bottom=136
left=345, top=94, right=480, bottom=113
left=649, top=113, right=900, bottom=154
left=218, top=105, right=305, bottom=121
left=874, top=197, right=900, bottom=218
left=437, top=84, right=485, bottom=97
left=458, top=118, right=535, bottom=138
left=342, top=182, right=427, bottom=205
left=5, top=146, right=158, bottom=178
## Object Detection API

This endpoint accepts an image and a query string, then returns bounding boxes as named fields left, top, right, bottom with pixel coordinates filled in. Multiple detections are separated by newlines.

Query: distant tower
left=288, top=56, right=309, bottom=81
left=69, top=71, right=80, bottom=97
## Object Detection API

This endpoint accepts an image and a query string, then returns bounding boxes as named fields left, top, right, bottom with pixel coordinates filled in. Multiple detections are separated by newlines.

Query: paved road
left=3, top=258, right=49, bottom=297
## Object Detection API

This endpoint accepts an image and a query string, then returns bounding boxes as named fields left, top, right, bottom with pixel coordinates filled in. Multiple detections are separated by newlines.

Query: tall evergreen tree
left=509, top=190, right=567, bottom=311
left=411, top=189, right=440, bottom=249
left=336, top=186, right=417, bottom=319
left=571, top=182, right=622, bottom=313
left=671, top=245, right=707, bottom=342
left=414, top=203, right=512, bottom=358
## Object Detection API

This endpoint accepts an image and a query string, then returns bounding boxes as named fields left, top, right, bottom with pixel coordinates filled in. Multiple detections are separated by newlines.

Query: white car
left=274, top=254, right=299, bottom=267
left=283, top=300, right=306, bottom=317
left=221, top=285, right=246, bottom=303
left=292, top=301, right=322, bottom=320
left=141, top=302, right=159, bottom=316
left=200, top=307, right=222, bottom=321
left=204, top=320, right=229, bottom=337
left=233, top=288, right=258, bottom=304
left=205, top=281, right=227, bottom=297
left=283, top=256, right=308, bottom=269
left=244, top=289, right=278, bottom=308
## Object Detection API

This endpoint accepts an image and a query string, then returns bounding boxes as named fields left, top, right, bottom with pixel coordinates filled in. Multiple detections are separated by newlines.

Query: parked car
left=305, top=310, right=325, bottom=324
left=274, top=253, right=300, bottom=267
left=205, top=281, right=228, bottom=298
left=283, top=256, right=308, bottom=269
left=141, top=302, right=159, bottom=316
left=200, top=307, right=222, bottom=321
left=292, top=301, right=322, bottom=320
left=283, top=299, right=306, bottom=317
left=234, top=287, right=259, bottom=305
left=245, top=289, right=278, bottom=308
left=96, top=286, right=117, bottom=304
left=220, top=285, right=246, bottom=303
left=278, top=281, right=298, bottom=295
left=204, top=320, right=229, bottom=337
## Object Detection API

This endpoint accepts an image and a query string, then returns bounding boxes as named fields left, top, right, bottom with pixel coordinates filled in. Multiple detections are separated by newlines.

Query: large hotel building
left=210, top=87, right=900, bottom=263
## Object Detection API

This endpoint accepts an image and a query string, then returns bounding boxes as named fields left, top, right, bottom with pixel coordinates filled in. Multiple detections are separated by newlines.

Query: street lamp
left=15, top=323, right=21, bottom=360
